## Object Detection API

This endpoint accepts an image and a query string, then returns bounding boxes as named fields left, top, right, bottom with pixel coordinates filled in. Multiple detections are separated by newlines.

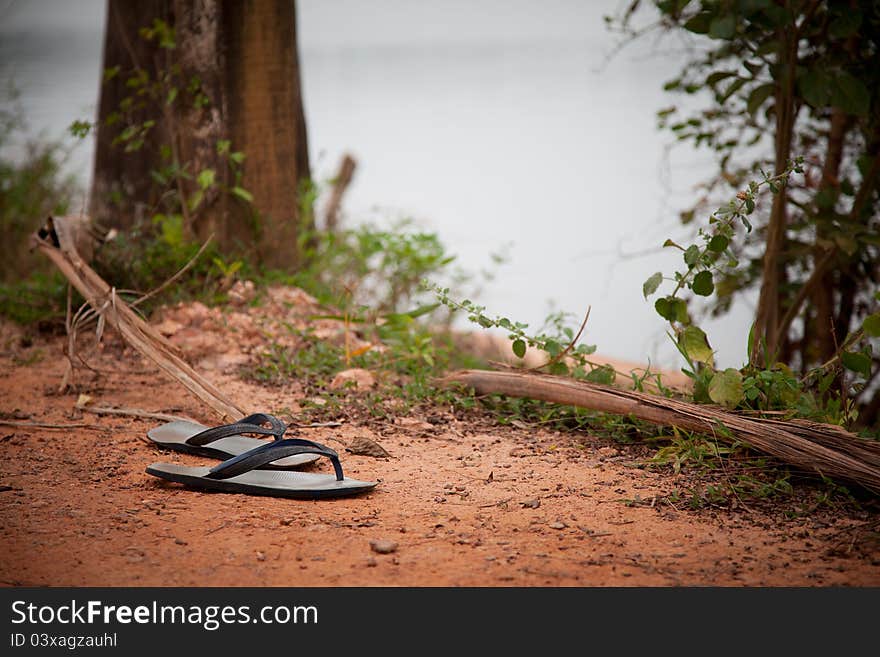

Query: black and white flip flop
left=147, top=413, right=319, bottom=469
left=146, top=437, right=377, bottom=499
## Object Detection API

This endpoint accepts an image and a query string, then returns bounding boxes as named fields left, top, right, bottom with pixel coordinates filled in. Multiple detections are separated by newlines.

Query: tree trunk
left=810, top=109, right=849, bottom=365
left=89, top=0, right=311, bottom=268
left=750, top=28, right=798, bottom=366
left=89, top=0, right=170, bottom=232
left=222, top=0, right=311, bottom=268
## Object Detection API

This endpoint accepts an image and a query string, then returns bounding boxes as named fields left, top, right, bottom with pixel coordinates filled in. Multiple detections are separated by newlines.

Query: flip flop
left=147, top=413, right=319, bottom=469
left=146, top=437, right=377, bottom=499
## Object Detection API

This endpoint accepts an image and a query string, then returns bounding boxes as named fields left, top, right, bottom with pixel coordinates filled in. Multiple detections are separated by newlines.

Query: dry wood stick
left=441, top=369, right=880, bottom=492
left=33, top=232, right=245, bottom=421
left=323, top=153, right=356, bottom=232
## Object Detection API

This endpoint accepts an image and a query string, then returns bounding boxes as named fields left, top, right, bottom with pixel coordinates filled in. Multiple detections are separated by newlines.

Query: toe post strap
left=184, top=413, right=288, bottom=447
left=207, top=438, right=344, bottom=481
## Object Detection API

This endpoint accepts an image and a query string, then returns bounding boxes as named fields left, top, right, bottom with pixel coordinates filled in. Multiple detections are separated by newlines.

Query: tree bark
left=222, top=0, right=312, bottom=268
left=750, top=27, right=798, bottom=366
left=89, top=0, right=311, bottom=268
left=810, top=109, right=849, bottom=365
left=89, top=0, right=170, bottom=232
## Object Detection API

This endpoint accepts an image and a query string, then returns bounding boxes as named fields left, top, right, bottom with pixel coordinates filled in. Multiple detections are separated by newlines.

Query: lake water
left=0, top=0, right=756, bottom=369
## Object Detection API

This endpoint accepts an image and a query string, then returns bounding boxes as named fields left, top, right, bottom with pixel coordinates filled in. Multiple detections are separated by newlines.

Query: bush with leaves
left=613, top=0, right=880, bottom=426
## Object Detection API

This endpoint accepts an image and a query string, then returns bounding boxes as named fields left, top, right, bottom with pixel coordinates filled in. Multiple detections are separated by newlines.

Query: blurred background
left=0, top=0, right=754, bottom=369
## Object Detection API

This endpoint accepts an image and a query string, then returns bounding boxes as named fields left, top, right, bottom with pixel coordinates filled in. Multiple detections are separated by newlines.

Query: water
left=0, top=0, right=756, bottom=369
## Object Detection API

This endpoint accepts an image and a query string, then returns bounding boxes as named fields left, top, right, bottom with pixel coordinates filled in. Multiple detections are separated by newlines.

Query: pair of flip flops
left=145, top=413, right=377, bottom=499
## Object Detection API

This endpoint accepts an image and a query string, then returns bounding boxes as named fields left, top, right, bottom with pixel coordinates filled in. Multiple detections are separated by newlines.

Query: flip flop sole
left=147, top=420, right=319, bottom=469
left=146, top=463, right=377, bottom=499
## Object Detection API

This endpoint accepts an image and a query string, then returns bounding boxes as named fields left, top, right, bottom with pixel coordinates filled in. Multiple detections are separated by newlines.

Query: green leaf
left=655, top=296, right=688, bottom=323
left=684, top=245, right=701, bottom=266
left=746, top=83, right=774, bottom=116
left=188, top=189, right=204, bottom=211
left=655, top=297, right=672, bottom=321
left=692, top=271, right=715, bottom=296
left=708, top=235, right=729, bottom=252
left=585, top=366, right=615, bottom=385
left=841, top=351, right=871, bottom=378
left=709, top=15, right=736, bottom=39
left=708, top=368, right=744, bottom=408
left=400, top=303, right=440, bottom=319
left=548, top=362, right=570, bottom=376
left=706, top=71, right=737, bottom=87
left=512, top=339, right=527, bottom=359
left=683, top=12, right=712, bottom=34
left=231, top=186, right=253, bottom=203
left=679, top=325, right=714, bottom=364
left=197, top=168, right=216, bottom=190
left=863, top=313, right=880, bottom=338
left=743, top=60, right=764, bottom=76
left=719, top=77, right=747, bottom=103
left=798, top=68, right=832, bottom=108
left=831, top=72, right=870, bottom=116
left=544, top=340, right=562, bottom=357
left=643, top=272, right=663, bottom=298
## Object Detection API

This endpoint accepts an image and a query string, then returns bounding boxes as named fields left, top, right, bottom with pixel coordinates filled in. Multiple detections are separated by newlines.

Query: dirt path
left=1, top=310, right=879, bottom=587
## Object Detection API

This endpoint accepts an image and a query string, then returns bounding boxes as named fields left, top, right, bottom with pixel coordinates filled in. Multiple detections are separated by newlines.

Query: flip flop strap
left=238, top=413, right=287, bottom=436
left=206, top=438, right=344, bottom=481
left=185, top=414, right=287, bottom=447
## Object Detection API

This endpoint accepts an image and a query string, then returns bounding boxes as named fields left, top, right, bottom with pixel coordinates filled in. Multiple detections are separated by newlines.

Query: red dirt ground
left=1, top=289, right=879, bottom=587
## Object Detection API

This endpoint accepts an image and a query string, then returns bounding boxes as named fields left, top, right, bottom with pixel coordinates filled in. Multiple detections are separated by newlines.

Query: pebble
left=370, top=539, right=399, bottom=555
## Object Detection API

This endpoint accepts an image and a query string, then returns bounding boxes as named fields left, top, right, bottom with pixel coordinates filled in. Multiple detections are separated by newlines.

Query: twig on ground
left=0, top=420, right=99, bottom=430
left=75, top=399, right=197, bottom=424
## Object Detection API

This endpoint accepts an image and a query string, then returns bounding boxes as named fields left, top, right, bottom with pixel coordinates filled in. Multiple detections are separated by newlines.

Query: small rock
left=521, top=498, right=541, bottom=509
left=370, top=539, right=398, bottom=555
left=366, top=557, right=378, bottom=567
left=227, top=279, right=256, bottom=306
left=396, top=417, right=434, bottom=431
left=330, top=368, right=376, bottom=390
left=597, top=446, right=618, bottom=458
left=256, top=551, right=266, bottom=562
left=174, top=538, right=187, bottom=545
left=549, top=521, right=568, bottom=530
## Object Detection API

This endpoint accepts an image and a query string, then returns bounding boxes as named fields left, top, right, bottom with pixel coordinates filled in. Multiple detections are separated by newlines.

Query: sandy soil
left=1, top=290, right=879, bottom=587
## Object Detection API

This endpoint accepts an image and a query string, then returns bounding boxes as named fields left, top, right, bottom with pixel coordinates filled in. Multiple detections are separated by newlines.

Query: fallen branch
left=0, top=420, right=99, bottom=430
left=32, top=222, right=246, bottom=422
left=441, top=369, right=880, bottom=493
left=75, top=396, right=198, bottom=424
left=323, top=153, right=356, bottom=232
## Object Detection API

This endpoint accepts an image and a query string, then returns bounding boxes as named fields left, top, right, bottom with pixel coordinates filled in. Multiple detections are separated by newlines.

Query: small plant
left=428, top=283, right=623, bottom=382
left=641, top=160, right=876, bottom=427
